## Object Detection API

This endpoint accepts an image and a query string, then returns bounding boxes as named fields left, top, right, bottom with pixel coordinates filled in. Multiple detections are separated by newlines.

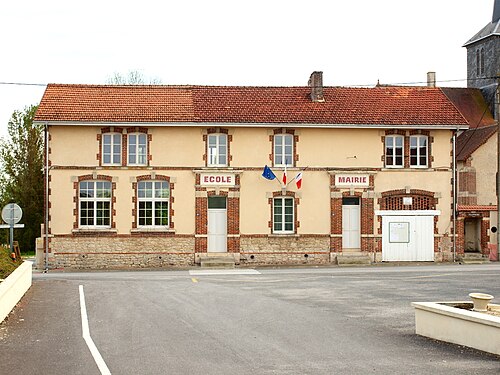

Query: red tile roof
left=458, top=205, right=498, bottom=211
left=441, top=88, right=496, bottom=129
left=34, top=84, right=469, bottom=127
left=456, top=125, right=497, bottom=161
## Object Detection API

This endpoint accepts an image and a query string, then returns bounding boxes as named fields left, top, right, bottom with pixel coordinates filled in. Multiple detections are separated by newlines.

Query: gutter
left=33, top=120, right=470, bottom=131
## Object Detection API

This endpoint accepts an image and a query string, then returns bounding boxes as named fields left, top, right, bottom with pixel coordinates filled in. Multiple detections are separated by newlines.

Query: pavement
left=1, top=263, right=500, bottom=374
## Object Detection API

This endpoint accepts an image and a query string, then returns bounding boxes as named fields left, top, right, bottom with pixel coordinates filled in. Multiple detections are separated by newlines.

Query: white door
left=342, top=198, right=360, bottom=250
left=208, top=197, right=227, bottom=253
left=381, top=215, right=434, bottom=261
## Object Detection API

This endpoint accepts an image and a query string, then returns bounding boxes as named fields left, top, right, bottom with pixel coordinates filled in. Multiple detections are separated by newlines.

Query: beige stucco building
left=35, top=73, right=475, bottom=269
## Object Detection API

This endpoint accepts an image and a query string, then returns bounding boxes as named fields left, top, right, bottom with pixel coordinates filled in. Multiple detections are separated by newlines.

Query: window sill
left=73, top=228, right=116, bottom=232
left=382, top=167, right=432, bottom=171
left=268, top=233, right=299, bottom=238
left=72, top=228, right=117, bottom=235
left=131, top=228, right=175, bottom=234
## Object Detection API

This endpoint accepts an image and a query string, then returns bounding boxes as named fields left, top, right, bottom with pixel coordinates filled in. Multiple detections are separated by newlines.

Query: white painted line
left=189, top=269, right=261, bottom=276
left=79, top=285, right=111, bottom=375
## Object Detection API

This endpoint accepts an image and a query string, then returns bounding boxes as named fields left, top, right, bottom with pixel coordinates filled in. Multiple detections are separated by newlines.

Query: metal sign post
left=1, top=203, right=24, bottom=255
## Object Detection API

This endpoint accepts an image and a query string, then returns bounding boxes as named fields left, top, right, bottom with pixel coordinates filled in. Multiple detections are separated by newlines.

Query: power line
left=0, top=82, right=47, bottom=87
left=0, top=76, right=497, bottom=89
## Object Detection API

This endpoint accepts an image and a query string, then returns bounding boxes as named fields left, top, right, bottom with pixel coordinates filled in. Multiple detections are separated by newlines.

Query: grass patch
left=0, top=245, right=20, bottom=279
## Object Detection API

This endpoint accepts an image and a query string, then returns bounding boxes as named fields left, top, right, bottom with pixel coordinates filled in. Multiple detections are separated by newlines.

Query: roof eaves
left=34, top=120, right=470, bottom=130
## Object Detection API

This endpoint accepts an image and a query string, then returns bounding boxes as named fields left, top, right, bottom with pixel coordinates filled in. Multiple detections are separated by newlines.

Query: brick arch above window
left=379, top=189, right=437, bottom=211
left=131, top=174, right=174, bottom=230
left=73, top=174, right=116, bottom=230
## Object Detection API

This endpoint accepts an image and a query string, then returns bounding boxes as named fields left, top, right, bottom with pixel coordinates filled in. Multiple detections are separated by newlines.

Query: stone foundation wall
left=239, top=236, right=330, bottom=265
left=50, top=235, right=195, bottom=269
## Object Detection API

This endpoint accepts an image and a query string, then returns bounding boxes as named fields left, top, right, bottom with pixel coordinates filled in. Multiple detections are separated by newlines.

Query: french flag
left=282, top=164, right=287, bottom=185
left=295, top=172, right=303, bottom=189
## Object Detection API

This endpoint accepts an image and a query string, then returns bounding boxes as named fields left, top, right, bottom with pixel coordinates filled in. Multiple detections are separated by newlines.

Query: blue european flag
left=262, top=165, right=276, bottom=180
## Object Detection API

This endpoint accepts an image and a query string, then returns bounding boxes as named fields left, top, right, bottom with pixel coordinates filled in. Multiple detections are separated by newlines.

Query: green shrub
left=0, top=246, right=19, bottom=279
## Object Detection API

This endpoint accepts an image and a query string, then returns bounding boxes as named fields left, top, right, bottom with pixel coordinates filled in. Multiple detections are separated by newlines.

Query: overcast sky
left=0, top=0, right=494, bottom=136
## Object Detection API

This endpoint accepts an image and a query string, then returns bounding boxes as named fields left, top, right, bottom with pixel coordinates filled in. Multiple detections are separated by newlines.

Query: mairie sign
left=200, top=173, right=235, bottom=186
left=335, top=174, right=369, bottom=187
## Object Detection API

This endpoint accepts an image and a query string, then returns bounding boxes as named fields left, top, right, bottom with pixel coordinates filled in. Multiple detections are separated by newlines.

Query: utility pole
left=497, top=73, right=500, bottom=261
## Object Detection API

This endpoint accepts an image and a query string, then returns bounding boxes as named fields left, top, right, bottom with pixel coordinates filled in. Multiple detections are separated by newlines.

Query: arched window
left=137, top=180, right=170, bottom=227
left=480, top=48, right=485, bottom=76
left=79, top=180, right=112, bottom=228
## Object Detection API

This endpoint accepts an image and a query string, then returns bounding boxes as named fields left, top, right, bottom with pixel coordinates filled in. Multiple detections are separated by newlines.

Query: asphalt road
left=1, top=264, right=499, bottom=374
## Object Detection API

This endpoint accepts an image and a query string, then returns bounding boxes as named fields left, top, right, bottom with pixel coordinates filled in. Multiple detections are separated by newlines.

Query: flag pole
left=285, top=166, right=309, bottom=187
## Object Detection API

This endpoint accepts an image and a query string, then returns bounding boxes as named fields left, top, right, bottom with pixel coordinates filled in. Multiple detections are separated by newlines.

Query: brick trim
left=269, top=190, right=299, bottom=234
left=382, top=130, right=433, bottom=168
left=194, top=174, right=241, bottom=253
left=98, top=127, right=124, bottom=166
left=74, top=174, right=116, bottom=230
left=125, top=127, right=151, bottom=166
left=271, top=128, right=298, bottom=167
left=132, top=174, right=174, bottom=230
left=203, top=127, right=232, bottom=167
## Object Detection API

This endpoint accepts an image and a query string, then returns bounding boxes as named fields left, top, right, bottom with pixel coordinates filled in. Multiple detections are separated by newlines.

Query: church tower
left=463, top=0, right=499, bottom=117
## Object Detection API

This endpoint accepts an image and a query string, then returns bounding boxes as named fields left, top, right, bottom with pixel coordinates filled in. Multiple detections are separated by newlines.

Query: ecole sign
left=200, top=173, right=235, bottom=186
left=335, top=174, right=369, bottom=187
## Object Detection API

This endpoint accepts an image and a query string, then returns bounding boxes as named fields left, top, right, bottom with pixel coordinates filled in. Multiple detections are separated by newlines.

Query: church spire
left=494, top=0, right=500, bottom=23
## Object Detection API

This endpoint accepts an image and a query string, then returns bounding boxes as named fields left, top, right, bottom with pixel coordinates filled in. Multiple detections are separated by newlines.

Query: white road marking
left=189, top=269, right=261, bottom=276
left=79, top=285, right=111, bottom=375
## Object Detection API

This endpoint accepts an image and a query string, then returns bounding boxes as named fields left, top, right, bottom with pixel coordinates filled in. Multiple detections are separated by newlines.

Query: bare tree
left=106, top=70, right=162, bottom=85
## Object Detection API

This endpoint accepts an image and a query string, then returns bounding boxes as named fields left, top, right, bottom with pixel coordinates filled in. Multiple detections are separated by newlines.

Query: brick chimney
left=308, top=71, right=324, bottom=102
left=427, top=72, right=436, bottom=88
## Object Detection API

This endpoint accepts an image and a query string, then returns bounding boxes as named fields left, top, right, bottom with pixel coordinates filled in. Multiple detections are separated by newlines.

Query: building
left=463, top=0, right=499, bottom=118
left=456, top=0, right=500, bottom=261
left=34, top=72, right=473, bottom=269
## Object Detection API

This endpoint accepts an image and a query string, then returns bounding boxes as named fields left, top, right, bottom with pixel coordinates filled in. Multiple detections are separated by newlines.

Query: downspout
left=497, top=76, right=500, bottom=262
left=44, top=122, right=49, bottom=272
left=452, top=130, right=457, bottom=263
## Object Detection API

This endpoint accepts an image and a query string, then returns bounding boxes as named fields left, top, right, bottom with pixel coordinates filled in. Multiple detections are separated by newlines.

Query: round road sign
left=2, top=203, right=23, bottom=225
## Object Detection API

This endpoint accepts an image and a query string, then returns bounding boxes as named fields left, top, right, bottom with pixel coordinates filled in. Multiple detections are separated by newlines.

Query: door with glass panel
left=208, top=196, right=227, bottom=253
left=342, top=197, right=360, bottom=250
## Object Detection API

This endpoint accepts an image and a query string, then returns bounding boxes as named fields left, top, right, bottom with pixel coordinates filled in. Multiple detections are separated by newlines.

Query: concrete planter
left=412, top=300, right=500, bottom=356
left=0, top=261, right=32, bottom=323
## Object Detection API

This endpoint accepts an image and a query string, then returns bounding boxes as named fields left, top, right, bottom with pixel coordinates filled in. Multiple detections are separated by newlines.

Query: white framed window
left=385, top=135, right=404, bottom=168
left=102, top=133, right=122, bottom=165
left=207, top=134, right=227, bottom=167
left=410, top=135, right=428, bottom=167
left=128, top=133, right=147, bottom=165
left=274, top=134, right=293, bottom=167
left=137, top=181, right=170, bottom=227
left=79, top=181, right=112, bottom=228
left=273, top=197, right=294, bottom=233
